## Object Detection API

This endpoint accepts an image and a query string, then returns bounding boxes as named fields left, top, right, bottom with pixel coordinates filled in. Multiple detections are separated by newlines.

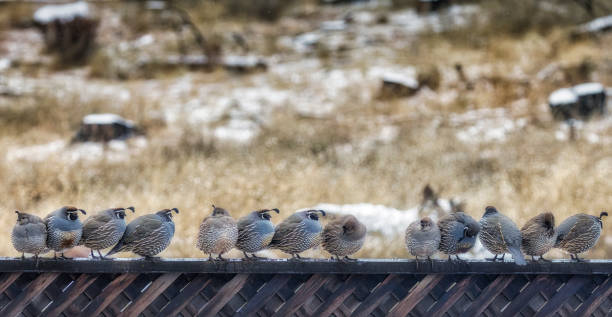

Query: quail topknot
left=45, top=206, right=87, bottom=259
left=106, top=208, right=178, bottom=258
left=12, top=211, right=48, bottom=260
left=479, top=206, right=526, bottom=265
left=555, top=211, right=607, bottom=261
left=81, top=206, right=135, bottom=259
left=521, top=212, right=556, bottom=261
left=269, top=209, right=326, bottom=259
left=437, top=211, right=480, bottom=261
left=405, top=217, right=440, bottom=264
left=236, top=208, right=279, bottom=259
left=322, top=214, right=366, bottom=261
left=196, top=205, right=239, bottom=260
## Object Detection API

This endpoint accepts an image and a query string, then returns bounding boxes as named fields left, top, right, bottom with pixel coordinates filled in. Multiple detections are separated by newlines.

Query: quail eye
left=68, top=213, right=77, bottom=221
left=309, top=214, right=318, bottom=221
left=117, top=213, right=125, bottom=219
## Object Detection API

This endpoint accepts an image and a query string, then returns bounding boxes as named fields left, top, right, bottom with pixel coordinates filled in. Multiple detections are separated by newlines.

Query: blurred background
left=0, top=0, right=610, bottom=259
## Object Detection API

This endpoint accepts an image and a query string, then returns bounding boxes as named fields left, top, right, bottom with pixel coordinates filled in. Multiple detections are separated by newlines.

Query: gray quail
left=521, top=212, right=556, bottom=261
left=45, top=206, right=87, bottom=259
left=269, top=209, right=326, bottom=259
left=405, top=217, right=440, bottom=265
left=106, top=208, right=178, bottom=258
left=437, top=211, right=480, bottom=261
left=81, top=207, right=135, bottom=259
left=555, top=211, right=607, bottom=261
left=479, top=206, right=526, bottom=265
left=12, top=211, right=48, bottom=260
left=236, top=208, right=279, bottom=259
left=196, top=205, right=239, bottom=260
left=322, top=214, right=366, bottom=261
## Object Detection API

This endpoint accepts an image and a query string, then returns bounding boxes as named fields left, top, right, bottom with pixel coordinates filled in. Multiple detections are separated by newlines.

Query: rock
left=573, top=82, right=607, bottom=118
left=379, top=72, right=420, bottom=99
left=548, top=88, right=579, bottom=121
left=33, top=1, right=98, bottom=64
left=73, top=114, right=137, bottom=142
left=222, top=56, right=267, bottom=74
left=548, top=83, right=607, bottom=121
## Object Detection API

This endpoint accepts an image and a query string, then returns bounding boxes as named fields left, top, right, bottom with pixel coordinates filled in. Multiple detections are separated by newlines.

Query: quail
left=555, top=211, right=607, bottom=261
left=106, top=208, right=179, bottom=258
left=269, top=209, right=326, bottom=259
left=81, top=207, right=135, bottom=259
left=479, top=206, right=526, bottom=265
left=405, top=217, right=440, bottom=265
left=521, top=212, right=556, bottom=262
left=322, top=214, right=366, bottom=261
left=437, top=211, right=480, bottom=261
left=45, top=206, right=87, bottom=259
left=235, top=208, right=279, bottom=259
left=196, top=205, right=239, bottom=260
left=12, top=211, right=48, bottom=260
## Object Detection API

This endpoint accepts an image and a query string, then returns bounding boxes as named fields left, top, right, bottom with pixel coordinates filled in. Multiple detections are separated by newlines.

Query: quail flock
left=7, top=204, right=608, bottom=263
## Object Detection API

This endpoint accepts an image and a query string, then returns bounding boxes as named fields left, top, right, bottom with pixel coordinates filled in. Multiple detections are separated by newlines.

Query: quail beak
left=126, top=206, right=135, bottom=213
left=79, top=209, right=87, bottom=215
left=171, top=208, right=179, bottom=214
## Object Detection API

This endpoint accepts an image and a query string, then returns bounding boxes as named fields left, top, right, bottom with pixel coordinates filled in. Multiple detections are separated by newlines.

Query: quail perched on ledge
left=269, top=209, right=326, bottom=259
left=197, top=205, right=239, bottom=260
left=555, top=211, right=607, bottom=261
left=45, top=206, right=87, bottom=259
left=81, top=207, right=135, bottom=259
left=479, top=206, right=526, bottom=265
left=12, top=211, right=48, bottom=260
left=437, top=211, right=480, bottom=261
left=405, top=217, right=440, bottom=263
left=107, top=208, right=178, bottom=258
left=322, top=214, right=366, bottom=261
left=521, top=212, right=556, bottom=262
left=236, top=208, right=279, bottom=259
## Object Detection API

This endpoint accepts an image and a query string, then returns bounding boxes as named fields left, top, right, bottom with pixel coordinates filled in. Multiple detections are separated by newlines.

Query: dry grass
left=0, top=1, right=610, bottom=260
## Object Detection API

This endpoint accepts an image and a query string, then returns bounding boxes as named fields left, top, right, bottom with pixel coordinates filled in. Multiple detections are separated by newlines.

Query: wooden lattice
left=0, top=258, right=610, bottom=316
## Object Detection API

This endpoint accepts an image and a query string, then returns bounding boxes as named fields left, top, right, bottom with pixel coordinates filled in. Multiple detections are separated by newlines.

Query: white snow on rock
left=33, top=1, right=90, bottom=24
left=579, top=14, right=612, bottom=33
left=83, top=113, right=134, bottom=128
left=572, top=82, right=605, bottom=96
left=549, top=88, right=577, bottom=105
left=369, top=66, right=418, bottom=88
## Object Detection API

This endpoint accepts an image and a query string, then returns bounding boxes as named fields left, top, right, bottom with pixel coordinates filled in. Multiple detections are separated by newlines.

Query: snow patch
left=33, top=1, right=90, bottom=24
left=83, top=113, right=134, bottom=127
left=549, top=88, right=577, bottom=105
left=573, top=82, right=604, bottom=96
